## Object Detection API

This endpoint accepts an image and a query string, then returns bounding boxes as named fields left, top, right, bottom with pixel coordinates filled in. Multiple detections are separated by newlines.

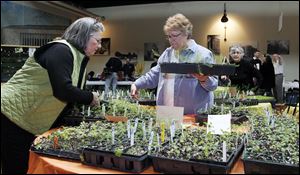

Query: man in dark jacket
left=123, top=58, right=135, bottom=81
left=104, top=53, right=123, bottom=97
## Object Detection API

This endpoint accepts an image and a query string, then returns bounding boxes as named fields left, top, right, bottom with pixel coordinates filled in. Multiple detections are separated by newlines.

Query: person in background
left=259, top=54, right=275, bottom=96
left=221, top=45, right=263, bottom=91
left=123, top=58, right=135, bottom=81
left=1, top=17, right=104, bottom=174
left=104, top=52, right=123, bottom=97
left=272, top=53, right=284, bottom=103
left=131, top=13, right=218, bottom=114
left=250, top=50, right=262, bottom=70
left=87, top=71, right=95, bottom=80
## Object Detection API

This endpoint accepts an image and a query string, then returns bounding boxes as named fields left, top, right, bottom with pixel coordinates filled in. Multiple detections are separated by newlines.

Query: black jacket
left=106, top=57, right=123, bottom=73
left=229, top=58, right=263, bottom=90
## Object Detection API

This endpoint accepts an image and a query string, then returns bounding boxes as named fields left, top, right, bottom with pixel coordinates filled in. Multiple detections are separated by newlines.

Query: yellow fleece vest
left=1, top=40, right=86, bottom=135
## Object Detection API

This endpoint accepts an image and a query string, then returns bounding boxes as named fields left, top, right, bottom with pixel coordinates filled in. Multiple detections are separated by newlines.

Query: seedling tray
left=30, top=145, right=80, bottom=160
left=196, top=114, right=248, bottom=125
left=214, top=98, right=258, bottom=107
left=160, top=63, right=237, bottom=75
left=62, top=115, right=104, bottom=126
left=151, top=142, right=243, bottom=174
left=242, top=156, right=299, bottom=174
left=81, top=147, right=150, bottom=173
left=138, top=99, right=156, bottom=106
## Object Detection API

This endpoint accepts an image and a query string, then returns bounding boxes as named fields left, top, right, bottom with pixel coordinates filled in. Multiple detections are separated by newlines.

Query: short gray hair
left=229, top=45, right=244, bottom=57
left=163, top=13, right=193, bottom=39
left=62, top=17, right=105, bottom=51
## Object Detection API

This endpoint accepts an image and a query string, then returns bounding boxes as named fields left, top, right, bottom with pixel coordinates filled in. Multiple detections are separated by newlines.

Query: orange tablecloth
left=27, top=115, right=245, bottom=174
left=27, top=151, right=244, bottom=174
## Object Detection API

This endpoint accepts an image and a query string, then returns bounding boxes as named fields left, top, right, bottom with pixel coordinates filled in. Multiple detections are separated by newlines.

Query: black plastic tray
left=150, top=141, right=243, bottom=174
left=81, top=147, right=151, bottom=173
left=30, top=145, right=80, bottom=161
left=214, top=98, right=258, bottom=107
left=138, top=99, right=156, bottom=106
left=242, top=157, right=299, bottom=174
left=196, top=114, right=248, bottom=125
left=62, top=115, right=104, bottom=126
left=160, top=63, right=237, bottom=75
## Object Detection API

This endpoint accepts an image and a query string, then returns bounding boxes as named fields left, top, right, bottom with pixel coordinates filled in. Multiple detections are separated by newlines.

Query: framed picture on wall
left=207, top=35, right=220, bottom=55
left=267, top=40, right=289, bottom=55
left=95, top=38, right=110, bottom=55
left=144, top=42, right=168, bottom=61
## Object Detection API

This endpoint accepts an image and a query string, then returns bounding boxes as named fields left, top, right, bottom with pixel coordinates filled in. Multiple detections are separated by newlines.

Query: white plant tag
left=148, top=131, right=154, bottom=151
left=112, top=127, right=115, bottom=145
left=127, top=120, right=131, bottom=139
left=222, top=141, right=227, bottom=162
left=87, top=106, right=91, bottom=116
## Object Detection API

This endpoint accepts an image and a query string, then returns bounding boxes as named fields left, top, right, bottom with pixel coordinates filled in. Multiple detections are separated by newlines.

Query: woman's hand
left=192, top=73, right=209, bottom=82
left=130, top=84, right=139, bottom=100
left=90, top=91, right=100, bottom=106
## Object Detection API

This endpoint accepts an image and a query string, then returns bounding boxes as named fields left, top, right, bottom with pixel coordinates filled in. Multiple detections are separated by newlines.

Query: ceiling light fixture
left=221, top=3, right=228, bottom=42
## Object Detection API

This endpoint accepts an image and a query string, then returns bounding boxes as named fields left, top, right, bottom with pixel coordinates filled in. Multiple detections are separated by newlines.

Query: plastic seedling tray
left=138, top=99, right=156, bottom=106
left=242, top=153, right=299, bottom=174
left=150, top=142, right=244, bottom=174
left=62, top=115, right=105, bottom=126
left=30, top=145, right=80, bottom=160
left=81, top=147, right=150, bottom=173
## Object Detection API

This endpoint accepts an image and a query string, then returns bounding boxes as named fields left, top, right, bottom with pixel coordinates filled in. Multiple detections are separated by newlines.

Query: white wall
left=87, top=2, right=299, bottom=81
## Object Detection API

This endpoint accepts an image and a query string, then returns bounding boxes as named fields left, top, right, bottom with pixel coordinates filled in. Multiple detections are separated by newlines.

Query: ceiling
left=64, top=1, right=298, bottom=19
left=65, top=0, right=189, bottom=9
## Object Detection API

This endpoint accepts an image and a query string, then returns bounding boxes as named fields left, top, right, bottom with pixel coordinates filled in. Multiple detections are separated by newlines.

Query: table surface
left=26, top=102, right=275, bottom=175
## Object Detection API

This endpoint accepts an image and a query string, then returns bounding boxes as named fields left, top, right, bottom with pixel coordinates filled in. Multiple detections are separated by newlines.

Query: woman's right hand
left=130, top=84, right=139, bottom=100
left=90, top=91, right=100, bottom=106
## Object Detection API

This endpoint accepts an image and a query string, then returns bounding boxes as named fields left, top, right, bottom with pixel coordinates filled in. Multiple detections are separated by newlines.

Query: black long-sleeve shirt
left=229, top=58, right=263, bottom=90
left=34, top=43, right=93, bottom=105
left=106, top=57, right=123, bottom=72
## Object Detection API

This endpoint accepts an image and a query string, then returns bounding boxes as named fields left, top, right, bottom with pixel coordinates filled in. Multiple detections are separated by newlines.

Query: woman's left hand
left=191, top=73, right=208, bottom=82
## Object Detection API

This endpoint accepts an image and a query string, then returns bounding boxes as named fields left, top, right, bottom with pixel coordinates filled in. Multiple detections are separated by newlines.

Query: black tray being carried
left=160, top=63, right=237, bottom=75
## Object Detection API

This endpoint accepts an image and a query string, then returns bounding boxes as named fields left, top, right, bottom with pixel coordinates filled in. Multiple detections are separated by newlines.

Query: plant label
left=207, top=113, right=231, bottom=134
left=222, top=141, right=227, bottom=162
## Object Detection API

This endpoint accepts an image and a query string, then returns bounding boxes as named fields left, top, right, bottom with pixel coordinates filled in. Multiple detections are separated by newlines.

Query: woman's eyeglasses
left=91, top=36, right=102, bottom=45
left=166, top=32, right=182, bottom=40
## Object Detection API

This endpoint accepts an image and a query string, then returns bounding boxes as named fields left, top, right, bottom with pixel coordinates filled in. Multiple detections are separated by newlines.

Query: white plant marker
left=127, top=120, right=131, bottom=139
left=112, top=127, right=115, bottom=145
left=87, top=106, right=91, bottom=116
left=82, top=105, right=85, bottom=115
left=148, top=118, right=153, bottom=135
left=133, top=118, right=138, bottom=133
left=142, top=121, right=146, bottom=140
left=113, top=104, right=116, bottom=116
left=102, top=104, right=106, bottom=116
left=222, top=141, right=227, bottom=162
left=130, top=127, right=135, bottom=146
left=148, top=131, right=154, bottom=152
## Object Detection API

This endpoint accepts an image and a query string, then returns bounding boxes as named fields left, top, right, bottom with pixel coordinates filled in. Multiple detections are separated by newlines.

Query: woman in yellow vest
left=1, top=17, right=104, bottom=174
